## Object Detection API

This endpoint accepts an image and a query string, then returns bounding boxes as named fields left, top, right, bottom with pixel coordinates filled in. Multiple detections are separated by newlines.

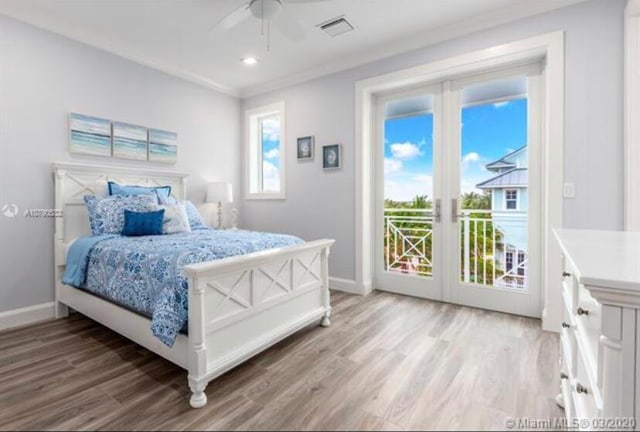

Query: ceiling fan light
left=249, top=0, right=282, bottom=20
left=241, top=56, right=259, bottom=65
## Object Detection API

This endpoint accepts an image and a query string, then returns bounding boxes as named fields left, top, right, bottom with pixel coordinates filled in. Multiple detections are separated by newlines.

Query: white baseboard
left=0, top=302, right=56, bottom=331
left=330, top=277, right=367, bottom=295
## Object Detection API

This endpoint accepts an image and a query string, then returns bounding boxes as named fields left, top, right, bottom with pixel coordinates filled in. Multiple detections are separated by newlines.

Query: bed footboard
left=183, top=239, right=334, bottom=408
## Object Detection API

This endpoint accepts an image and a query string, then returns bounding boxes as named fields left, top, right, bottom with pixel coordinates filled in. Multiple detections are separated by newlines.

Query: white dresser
left=555, top=229, right=640, bottom=430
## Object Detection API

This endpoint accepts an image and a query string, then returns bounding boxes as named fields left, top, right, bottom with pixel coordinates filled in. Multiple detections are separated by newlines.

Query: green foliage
left=461, top=191, right=491, bottom=210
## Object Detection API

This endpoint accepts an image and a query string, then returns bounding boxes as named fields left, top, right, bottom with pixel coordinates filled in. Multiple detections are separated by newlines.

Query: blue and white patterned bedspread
left=78, top=229, right=302, bottom=347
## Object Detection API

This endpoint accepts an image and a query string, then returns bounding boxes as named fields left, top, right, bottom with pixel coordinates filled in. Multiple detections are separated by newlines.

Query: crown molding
left=239, top=0, right=585, bottom=98
left=0, top=11, right=241, bottom=97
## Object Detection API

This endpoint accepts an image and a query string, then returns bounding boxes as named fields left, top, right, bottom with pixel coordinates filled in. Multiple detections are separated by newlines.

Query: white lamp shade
left=206, top=182, right=233, bottom=204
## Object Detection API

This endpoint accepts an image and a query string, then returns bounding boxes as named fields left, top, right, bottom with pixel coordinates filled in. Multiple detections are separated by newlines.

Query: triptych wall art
left=69, top=113, right=178, bottom=164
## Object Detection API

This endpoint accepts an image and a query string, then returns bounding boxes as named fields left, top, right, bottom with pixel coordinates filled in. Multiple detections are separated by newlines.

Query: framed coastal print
left=148, top=128, right=178, bottom=164
left=69, top=113, right=112, bottom=157
left=112, top=122, right=148, bottom=161
left=297, top=136, right=314, bottom=161
left=322, top=144, right=342, bottom=170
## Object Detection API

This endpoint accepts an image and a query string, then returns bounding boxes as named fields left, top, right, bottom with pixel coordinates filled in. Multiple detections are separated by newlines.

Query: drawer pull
left=560, top=372, right=568, bottom=380
left=562, top=271, right=571, bottom=277
left=561, top=322, right=570, bottom=329
left=576, top=383, right=588, bottom=394
left=577, top=307, right=589, bottom=316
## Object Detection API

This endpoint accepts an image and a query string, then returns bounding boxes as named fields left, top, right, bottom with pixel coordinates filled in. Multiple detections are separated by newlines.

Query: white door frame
left=625, top=1, right=640, bottom=230
left=355, top=31, right=565, bottom=332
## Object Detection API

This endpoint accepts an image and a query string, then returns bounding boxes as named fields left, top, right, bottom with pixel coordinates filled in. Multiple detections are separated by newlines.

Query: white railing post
left=463, top=214, right=470, bottom=283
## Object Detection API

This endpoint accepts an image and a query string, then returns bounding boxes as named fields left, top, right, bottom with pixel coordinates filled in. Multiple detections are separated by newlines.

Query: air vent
left=318, top=16, right=354, bottom=37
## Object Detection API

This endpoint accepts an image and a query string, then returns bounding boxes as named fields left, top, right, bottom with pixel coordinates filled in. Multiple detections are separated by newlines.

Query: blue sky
left=384, top=98, right=527, bottom=201
left=261, top=115, right=281, bottom=191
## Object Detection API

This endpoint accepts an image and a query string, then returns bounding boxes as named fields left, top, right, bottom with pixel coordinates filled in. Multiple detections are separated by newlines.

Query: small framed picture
left=323, top=144, right=342, bottom=170
left=297, top=136, right=314, bottom=160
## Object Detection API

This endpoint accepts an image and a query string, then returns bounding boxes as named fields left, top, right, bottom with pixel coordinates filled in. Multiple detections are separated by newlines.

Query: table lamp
left=206, top=182, right=233, bottom=229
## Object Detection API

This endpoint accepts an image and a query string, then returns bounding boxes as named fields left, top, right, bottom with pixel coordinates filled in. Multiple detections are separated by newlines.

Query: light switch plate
left=563, top=183, right=575, bottom=198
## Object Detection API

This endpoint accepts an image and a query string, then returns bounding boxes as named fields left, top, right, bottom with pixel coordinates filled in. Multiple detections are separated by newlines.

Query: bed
left=53, top=162, right=334, bottom=408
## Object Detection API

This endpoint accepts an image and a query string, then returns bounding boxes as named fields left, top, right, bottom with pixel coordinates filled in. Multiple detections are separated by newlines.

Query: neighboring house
left=476, top=146, right=528, bottom=288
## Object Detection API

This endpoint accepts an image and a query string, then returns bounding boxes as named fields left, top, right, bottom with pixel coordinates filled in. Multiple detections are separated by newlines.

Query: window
left=505, top=251, right=513, bottom=272
left=245, top=102, right=286, bottom=199
left=517, top=251, right=526, bottom=276
left=505, top=189, right=518, bottom=210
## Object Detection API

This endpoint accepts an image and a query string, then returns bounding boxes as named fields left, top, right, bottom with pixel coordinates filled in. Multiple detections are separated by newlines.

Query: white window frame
left=245, top=102, right=286, bottom=200
left=504, top=189, right=518, bottom=210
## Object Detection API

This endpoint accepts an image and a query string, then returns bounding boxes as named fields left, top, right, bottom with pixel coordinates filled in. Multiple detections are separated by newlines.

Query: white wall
left=0, top=16, right=241, bottom=313
left=242, top=0, right=626, bottom=282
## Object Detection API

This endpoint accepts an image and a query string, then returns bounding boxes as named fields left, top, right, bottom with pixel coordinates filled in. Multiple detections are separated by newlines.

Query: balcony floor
left=0, top=291, right=561, bottom=431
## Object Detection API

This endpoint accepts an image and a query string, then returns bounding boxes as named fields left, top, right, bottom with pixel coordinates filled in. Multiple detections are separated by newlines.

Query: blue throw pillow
left=122, top=209, right=165, bottom=236
left=108, top=181, right=172, bottom=204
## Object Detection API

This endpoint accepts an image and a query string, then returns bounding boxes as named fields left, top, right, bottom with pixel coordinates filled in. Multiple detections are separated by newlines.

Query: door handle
left=434, top=199, right=441, bottom=223
left=451, top=198, right=458, bottom=223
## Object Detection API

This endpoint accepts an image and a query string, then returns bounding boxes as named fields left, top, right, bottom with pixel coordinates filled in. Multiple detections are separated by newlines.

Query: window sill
left=245, top=193, right=286, bottom=201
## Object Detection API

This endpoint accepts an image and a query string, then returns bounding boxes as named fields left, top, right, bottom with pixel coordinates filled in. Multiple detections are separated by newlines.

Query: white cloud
left=384, top=158, right=403, bottom=174
left=462, top=152, right=480, bottom=164
left=264, top=148, right=279, bottom=160
left=261, top=117, right=280, bottom=141
left=262, top=160, right=280, bottom=192
left=493, top=101, right=510, bottom=108
left=390, top=142, right=423, bottom=160
left=385, top=175, right=433, bottom=202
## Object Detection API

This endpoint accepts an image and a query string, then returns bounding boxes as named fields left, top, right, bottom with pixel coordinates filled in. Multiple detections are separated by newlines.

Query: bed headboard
left=53, top=162, right=189, bottom=263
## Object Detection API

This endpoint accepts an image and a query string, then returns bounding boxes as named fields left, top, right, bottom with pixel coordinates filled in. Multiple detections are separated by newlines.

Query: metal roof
left=476, top=168, right=528, bottom=189
left=484, top=146, right=526, bottom=169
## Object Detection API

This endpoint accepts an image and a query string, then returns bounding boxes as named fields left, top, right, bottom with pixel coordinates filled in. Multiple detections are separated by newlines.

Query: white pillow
left=159, top=204, right=191, bottom=234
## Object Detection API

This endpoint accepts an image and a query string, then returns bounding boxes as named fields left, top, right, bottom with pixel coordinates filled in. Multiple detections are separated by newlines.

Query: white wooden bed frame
left=52, top=162, right=334, bottom=408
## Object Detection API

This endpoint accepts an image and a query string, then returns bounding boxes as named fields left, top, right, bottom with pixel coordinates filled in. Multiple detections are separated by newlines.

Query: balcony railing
left=384, top=208, right=528, bottom=290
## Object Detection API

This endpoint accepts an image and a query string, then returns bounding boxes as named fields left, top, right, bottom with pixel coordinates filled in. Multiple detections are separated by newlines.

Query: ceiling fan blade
left=272, top=12, right=306, bottom=42
left=284, top=0, right=332, bottom=3
left=212, top=3, right=252, bottom=32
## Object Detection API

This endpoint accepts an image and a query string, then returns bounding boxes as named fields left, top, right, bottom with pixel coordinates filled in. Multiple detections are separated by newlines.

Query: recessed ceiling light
left=241, top=57, right=258, bottom=66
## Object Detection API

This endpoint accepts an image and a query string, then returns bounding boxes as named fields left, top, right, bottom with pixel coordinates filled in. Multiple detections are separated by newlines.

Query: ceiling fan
left=214, top=0, right=331, bottom=48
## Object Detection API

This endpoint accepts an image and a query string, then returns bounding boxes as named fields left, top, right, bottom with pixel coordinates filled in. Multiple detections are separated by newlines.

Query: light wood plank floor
left=0, top=291, right=563, bottom=431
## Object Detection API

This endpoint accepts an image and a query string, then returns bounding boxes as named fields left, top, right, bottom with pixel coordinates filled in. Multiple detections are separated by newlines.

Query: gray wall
left=0, top=16, right=241, bottom=312
left=242, top=0, right=626, bottom=281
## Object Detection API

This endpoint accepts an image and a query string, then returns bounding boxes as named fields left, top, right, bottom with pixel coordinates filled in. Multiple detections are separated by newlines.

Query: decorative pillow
left=84, top=194, right=158, bottom=235
left=122, top=209, right=165, bottom=237
left=161, top=195, right=178, bottom=205
left=107, top=181, right=172, bottom=204
left=159, top=204, right=191, bottom=234
left=183, top=200, right=209, bottom=230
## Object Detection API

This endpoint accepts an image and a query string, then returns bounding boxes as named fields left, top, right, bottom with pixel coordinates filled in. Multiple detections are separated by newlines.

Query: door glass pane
left=383, top=94, right=434, bottom=278
left=459, top=77, right=528, bottom=290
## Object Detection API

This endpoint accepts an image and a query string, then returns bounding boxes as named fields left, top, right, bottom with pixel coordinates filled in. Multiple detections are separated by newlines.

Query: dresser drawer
left=560, top=326, right=576, bottom=377
left=560, top=354, right=576, bottom=422
left=561, top=254, right=576, bottom=307
left=573, top=348, right=600, bottom=426
left=574, top=283, right=602, bottom=367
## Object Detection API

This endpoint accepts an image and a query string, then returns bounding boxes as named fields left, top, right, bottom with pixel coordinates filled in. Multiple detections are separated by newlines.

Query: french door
left=374, top=63, right=543, bottom=318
